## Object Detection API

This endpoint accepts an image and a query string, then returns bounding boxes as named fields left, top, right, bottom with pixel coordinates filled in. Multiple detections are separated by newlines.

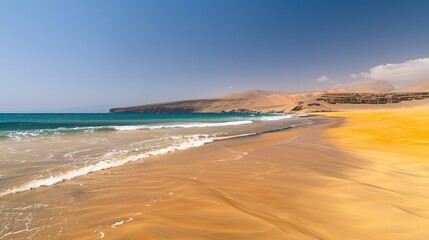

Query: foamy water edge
left=0, top=132, right=263, bottom=197
left=0, top=115, right=297, bottom=197
left=1, top=115, right=296, bottom=140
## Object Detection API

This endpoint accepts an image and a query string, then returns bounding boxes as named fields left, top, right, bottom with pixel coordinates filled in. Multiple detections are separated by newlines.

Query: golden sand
left=322, top=107, right=429, bottom=164
left=2, top=110, right=428, bottom=239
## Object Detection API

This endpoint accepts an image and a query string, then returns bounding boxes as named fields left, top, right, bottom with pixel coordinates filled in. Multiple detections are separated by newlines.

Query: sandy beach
left=3, top=1, right=429, bottom=239
left=1, top=108, right=427, bottom=239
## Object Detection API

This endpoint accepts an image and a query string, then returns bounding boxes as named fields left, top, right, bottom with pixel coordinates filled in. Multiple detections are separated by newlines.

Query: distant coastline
left=110, top=80, right=429, bottom=114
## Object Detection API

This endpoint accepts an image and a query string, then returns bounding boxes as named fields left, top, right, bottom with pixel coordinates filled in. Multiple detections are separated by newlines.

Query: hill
left=110, top=81, right=429, bottom=113
left=334, top=80, right=396, bottom=93
left=396, top=79, right=429, bottom=92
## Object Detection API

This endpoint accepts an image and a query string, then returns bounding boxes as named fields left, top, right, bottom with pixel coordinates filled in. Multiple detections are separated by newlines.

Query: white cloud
left=350, top=73, right=358, bottom=79
left=361, top=57, right=429, bottom=82
left=316, top=75, right=329, bottom=82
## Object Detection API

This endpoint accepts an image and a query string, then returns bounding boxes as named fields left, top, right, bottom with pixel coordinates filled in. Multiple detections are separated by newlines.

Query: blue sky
left=1, top=0, right=429, bottom=112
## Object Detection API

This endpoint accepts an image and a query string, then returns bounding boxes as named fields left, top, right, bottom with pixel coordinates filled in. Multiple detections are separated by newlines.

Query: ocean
left=0, top=113, right=306, bottom=197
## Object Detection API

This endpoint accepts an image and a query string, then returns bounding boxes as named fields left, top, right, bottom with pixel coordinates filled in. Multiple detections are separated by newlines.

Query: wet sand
left=1, top=111, right=429, bottom=239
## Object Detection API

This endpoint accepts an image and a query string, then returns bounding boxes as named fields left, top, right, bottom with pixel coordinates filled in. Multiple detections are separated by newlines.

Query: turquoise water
left=0, top=113, right=255, bottom=131
left=0, top=113, right=276, bottom=139
left=0, top=112, right=306, bottom=198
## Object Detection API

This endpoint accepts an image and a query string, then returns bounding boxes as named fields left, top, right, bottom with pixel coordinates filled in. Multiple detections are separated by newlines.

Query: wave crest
left=0, top=134, right=214, bottom=197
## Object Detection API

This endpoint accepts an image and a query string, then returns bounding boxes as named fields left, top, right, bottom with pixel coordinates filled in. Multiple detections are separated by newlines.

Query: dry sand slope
left=2, top=108, right=428, bottom=240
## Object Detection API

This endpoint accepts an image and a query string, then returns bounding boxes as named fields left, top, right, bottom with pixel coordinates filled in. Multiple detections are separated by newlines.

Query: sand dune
left=397, top=79, right=429, bottom=92
left=334, top=80, right=396, bottom=93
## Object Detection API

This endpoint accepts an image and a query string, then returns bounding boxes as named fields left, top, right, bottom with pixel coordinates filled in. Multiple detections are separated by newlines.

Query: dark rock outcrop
left=221, top=109, right=261, bottom=114
left=288, top=92, right=429, bottom=113
left=316, top=92, right=429, bottom=104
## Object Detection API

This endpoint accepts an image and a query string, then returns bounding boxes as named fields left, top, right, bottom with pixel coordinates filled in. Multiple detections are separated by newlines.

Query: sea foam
left=1, top=114, right=295, bottom=140
left=0, top=114, right=297, bottom=197
left=255, top=114, right=295, bottom=121
left=111, top=120, right=253, bottom=131
left=0, top=135, right=214, bottom=197
left=1, top=120, right=253, bottom=140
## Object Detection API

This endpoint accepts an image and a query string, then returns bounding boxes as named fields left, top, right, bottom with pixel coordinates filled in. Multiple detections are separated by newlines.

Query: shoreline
left=1, top=110, right=428, bottom=239
left=0, top=116, right=309, bottom=198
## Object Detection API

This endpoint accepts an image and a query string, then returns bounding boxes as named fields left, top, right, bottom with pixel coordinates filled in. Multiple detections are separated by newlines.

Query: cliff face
left=317, top=92, right=429, bottom=104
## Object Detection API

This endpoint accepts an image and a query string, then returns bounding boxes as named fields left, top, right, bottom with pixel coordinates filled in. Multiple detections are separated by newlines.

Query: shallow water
left=0, top=114, right=308, bottom=194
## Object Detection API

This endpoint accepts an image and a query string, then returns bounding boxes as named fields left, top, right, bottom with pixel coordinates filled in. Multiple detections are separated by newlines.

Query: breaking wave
left=0, top=134, right=214, bottom=197
left=1, top=115, right=296, bottom=140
